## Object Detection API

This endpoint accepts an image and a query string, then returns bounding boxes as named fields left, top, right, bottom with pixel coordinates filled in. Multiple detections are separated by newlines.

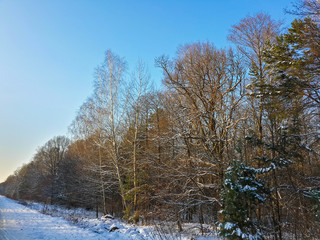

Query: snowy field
left=0, top=195, right=218, bottom=240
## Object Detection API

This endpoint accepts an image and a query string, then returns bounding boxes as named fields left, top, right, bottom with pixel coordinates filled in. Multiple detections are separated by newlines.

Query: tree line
left=1, top=1, right=319, bottom=239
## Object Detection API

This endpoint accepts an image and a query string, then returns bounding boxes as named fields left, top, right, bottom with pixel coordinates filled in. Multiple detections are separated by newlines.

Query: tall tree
left=156, top=42, right=246, bottom=225
left=71, top=50, right=129, bottom=212
left=262, top=10, right=320, bottom=237
left=122, top=61, right=152, bottom=222
left=228, top=13, right=281, bottom=159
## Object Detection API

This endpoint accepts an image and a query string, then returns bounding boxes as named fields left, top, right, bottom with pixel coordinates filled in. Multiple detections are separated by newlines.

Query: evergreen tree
left=219, top=160, right=268, bottom=240
left=264, top=17, right=320, bottom=107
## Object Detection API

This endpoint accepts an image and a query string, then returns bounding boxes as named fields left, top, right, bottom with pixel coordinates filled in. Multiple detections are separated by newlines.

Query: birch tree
left=92, top=50, right=129, bottom=211
left=123, top=61, right=152, bottom=222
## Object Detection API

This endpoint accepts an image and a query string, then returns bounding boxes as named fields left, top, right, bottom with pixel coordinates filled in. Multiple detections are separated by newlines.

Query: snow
left=242, top=185, right=257, bottom=191
left=0, top=195, right=219, bottom=240
left=0, top=195, right=104, bottom=240
left=223, top=222, right=235, bottom=230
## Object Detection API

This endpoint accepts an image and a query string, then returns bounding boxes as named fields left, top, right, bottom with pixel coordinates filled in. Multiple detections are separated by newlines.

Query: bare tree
left=70, top=50, right=129, bottom=213
left=288, top=0, right=320, bottom=21
left=93, top=50, right=129, bottom=211
left=31, top=136, right=71, bottom=204
left=228, top=13, right=281, bottom=159
left=123, top=60, right=153, bottom=221
left=156, top=42, right=246, bottom=227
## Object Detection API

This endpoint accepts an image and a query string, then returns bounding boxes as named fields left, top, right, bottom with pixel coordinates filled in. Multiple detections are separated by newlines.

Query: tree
left=70, top=50, right=129, bottom=214
left=219, top=160, right=268, bottom=240
left=122, top=61, right=153, bottom=222
left=289, top=0, right=320, bottom=21
left=32, top=136, right=71, bottom=204
left=228, top=14, right=286, bottom=238
left=261, top=11, right=320, bottom=237
left=228, top=13, right=281, bottom=159
left=156, top=42, right=246, bottom=227
left=264, top=17, right=320, bottom=107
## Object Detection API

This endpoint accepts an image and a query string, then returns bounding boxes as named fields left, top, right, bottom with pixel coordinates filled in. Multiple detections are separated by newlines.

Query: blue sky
left=0, top=0, right=296, bottom=182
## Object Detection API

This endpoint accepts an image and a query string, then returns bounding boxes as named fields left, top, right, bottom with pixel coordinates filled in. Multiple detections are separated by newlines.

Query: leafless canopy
left=288, top=0, right=320, bottom=21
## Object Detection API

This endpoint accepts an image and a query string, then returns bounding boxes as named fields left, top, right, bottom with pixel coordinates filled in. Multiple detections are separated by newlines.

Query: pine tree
left=264, top=17, right=320, bottom=107
left=219, top=160, right=268, bottom=240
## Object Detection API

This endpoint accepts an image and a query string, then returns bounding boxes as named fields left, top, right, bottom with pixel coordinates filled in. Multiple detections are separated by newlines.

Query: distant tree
left=34, top=136, right=71, bottom=204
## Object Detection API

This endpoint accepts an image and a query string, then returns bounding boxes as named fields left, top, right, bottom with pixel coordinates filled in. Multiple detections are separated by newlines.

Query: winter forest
left=1, top=1, right=319, bottom=239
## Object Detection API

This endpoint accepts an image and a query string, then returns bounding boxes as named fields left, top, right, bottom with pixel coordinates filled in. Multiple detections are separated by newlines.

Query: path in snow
left=0, top=195, right=105, bottom=240
left=0, top=195, right=217, bottom=240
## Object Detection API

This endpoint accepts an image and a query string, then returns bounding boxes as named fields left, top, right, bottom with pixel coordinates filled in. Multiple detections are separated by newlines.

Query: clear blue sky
left=0, top=0, right=296, bottom=182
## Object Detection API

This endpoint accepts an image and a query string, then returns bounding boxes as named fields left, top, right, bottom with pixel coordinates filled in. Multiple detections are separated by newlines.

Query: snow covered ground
left=0, top=195, right=113, bottom=240
left=0, top=195, right=218, bottom=240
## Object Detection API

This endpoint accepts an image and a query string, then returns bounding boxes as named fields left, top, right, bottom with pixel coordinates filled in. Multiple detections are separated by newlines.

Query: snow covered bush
left=218, top=160, right=268, bottom=239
